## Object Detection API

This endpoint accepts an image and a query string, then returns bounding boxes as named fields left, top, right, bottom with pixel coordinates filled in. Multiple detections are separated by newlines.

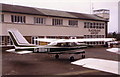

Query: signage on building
left=88, top=29, right=101, bottom=34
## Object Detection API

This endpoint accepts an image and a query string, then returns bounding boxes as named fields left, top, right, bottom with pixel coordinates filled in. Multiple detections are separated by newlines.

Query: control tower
left=93, top=9, right=110, bottom=20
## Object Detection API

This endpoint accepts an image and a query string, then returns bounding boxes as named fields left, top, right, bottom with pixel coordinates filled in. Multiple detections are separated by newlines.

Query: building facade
left=0, top=4, right=109, bottom=46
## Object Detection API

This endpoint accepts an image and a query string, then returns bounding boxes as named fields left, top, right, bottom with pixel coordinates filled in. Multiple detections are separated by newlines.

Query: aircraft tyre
left=70, top=56, right=74, bottom=61
left=55, top=54, right=59, bottom=59
left=82, top=55, right=85, bottom=58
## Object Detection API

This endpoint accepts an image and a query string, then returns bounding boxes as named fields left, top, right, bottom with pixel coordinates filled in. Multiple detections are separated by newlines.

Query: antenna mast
left=90, top=0, right=94, bottom=14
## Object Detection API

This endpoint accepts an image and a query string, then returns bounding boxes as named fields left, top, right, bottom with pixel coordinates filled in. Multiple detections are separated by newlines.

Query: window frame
left=52, top=18, right=63, bottom=26
left=68, top=20, right=78, bottom=27
left=34, top=17, right=46, bottom=24
left=11, top=15, right=26, bottom=23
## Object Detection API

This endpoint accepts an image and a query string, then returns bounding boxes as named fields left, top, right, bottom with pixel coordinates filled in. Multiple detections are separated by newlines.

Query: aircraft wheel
left=82, top=55, right=85, bottom=58
left=55, top=54, right=59, bottom=59
left=70, top=56, right=74, bottom=61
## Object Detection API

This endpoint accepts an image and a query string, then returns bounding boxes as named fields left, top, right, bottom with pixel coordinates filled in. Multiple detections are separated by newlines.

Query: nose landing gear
left=82, top=54, right=85, bottom=59
left=70, top=56, right=74, bottom=61
left=55, top=54, right=59, bottom=59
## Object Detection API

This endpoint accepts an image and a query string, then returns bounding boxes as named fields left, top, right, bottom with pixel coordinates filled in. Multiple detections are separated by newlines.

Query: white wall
left=1, top=12, right=106, bottom=37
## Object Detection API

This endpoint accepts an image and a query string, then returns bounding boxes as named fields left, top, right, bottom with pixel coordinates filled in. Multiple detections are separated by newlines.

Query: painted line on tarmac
left=55, top=70, right=99, bottom=75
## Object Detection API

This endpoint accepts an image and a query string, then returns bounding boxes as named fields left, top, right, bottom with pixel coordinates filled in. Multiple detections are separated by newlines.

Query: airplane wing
left=34, top=38, right=60, bottom=42
left=34, top=38, right=67, bottom=45
left=6, top=49, right=33, bottom=54
left=35, top=38, right=115, bottom=45
left=106, top=48, right=120, bottom=54
left=69, top=38, right=116, bottom=42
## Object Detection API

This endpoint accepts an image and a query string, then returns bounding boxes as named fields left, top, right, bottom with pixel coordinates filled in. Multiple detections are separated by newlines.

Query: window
left=91, top=35, right=93, bottom=38
left=93, top=42, right=96, bottom=45
left=0, top=36, right=13, bottom=46
left=31, top=36, right=39, bottom=45
left=11, top=15, right=25, bottom=23
left=52, top=19, right=63, bottom=26
left=101, top=23, right=104, bottom=28
left=0, top=14, right=4, bottom=22
left=99, top=26, right=102, bottom=29
left=84, top=22, right=87, bottom=28
left=96, top=42, right=99, bottom=45
left=93, top=23, right=95, bottom=26
left=93, top=26, right=95, bottom=28
left=90, top=25, right=92, bottom=28
left=96, top=26, right=99, bottom=29
left=86, top=35, right=89, bottom=38
left=84, top=22, right=105, bottom=29
left=102, top=23, right=104, bottom=26
left=84, top=35, right=103, bottom=38
left=101, top=25, right=104, bottom=29
left=90, top=23, right=92, bottom=26
left=97, top=35, right=104, bottom=38
left=34, top=17, right=46, bottom=24
left=7, top=36, right=13, bottom=45
left=86, top=42, right=89, bottom=45
left=0, top=36, right=2, bottom=45
left=84, top=22, right=90, bottom=28
left=102, top=41, right=104, bottom=44
left=1, top=14, right=4, bottom=22
left=68, top=20, right=78, bottom=26
left=2, top=36, right=6, bottom=45
left=101, top=35, right=104, bottom=38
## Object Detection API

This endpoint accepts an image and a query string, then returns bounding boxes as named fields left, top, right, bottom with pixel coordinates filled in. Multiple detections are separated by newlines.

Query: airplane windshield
left=55, top=42, right=78, bottom=47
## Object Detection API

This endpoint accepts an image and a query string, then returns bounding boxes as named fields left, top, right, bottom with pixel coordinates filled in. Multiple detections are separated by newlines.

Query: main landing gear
left=81, top=54, right=85, bottom=58
left=55, top=54, right=59, bottom=59
left=55, top=54, right=85, bottom=61
left=69, top=56, right=74, bottom=61
left=69, top=54, right=85, bottom=61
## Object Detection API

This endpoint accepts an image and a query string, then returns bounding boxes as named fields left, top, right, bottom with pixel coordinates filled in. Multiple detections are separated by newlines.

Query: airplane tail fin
left=8, top=29, right=30, bottom=48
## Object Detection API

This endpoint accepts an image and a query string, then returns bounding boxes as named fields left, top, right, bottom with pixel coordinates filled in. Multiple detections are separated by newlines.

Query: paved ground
left=1, top=47, right=120, bottom=77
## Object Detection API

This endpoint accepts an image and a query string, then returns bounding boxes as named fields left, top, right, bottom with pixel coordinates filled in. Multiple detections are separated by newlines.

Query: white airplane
left=6, top=29, right=115, bottom=61
left=7, top=29, right=88, bottom=61
left=106, top=48, right=120, bottom=54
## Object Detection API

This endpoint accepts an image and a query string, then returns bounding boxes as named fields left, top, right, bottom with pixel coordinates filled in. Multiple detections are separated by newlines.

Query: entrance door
left=31, top=36, right=39, bottom=45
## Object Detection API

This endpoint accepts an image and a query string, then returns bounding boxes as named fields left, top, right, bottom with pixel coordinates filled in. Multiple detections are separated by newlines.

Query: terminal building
left=0, top=3, right=110, bottom=46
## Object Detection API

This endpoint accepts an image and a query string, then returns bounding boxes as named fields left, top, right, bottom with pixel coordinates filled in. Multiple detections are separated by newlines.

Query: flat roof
left=94, top=9, right=110, bottom=11
left=1, top=3, right=108, bottom=22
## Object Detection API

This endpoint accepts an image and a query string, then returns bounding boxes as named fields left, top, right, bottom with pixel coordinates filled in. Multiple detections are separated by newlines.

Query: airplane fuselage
left=15, top=46, right=87, bottom=53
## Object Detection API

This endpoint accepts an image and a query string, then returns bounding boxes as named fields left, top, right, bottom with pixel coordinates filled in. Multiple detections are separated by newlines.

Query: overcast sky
left=0, top=0, right=119, bottom=33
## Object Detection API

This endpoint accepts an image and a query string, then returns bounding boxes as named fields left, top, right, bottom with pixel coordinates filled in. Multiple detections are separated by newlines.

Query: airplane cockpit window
left=56, top=42, right=77, bottom=47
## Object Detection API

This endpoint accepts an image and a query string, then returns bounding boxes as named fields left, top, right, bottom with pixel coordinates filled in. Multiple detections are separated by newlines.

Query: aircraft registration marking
left=34, top=48, right=50, bottom=52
